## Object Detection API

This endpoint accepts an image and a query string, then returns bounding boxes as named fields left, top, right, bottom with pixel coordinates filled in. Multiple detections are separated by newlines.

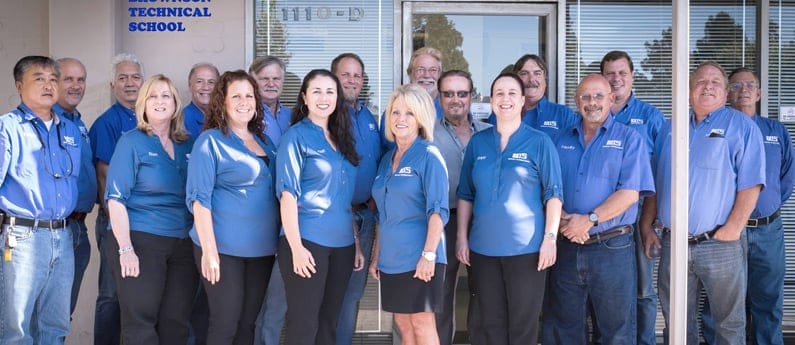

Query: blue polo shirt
left=612, top=93, right=665, bottom=154
left=556, top=115, right=654, bottom=234
left=458, top=124, right=563, bottom=256
left=88, top=102, right=137, bottom=165
left=53, top=104, right=97, bottom=214
left=276, top=118, right=358, bottom=248
left=183, top=102, right=205, bottom=139
left=372, top=138, right=449, bottom=274
left=379, top=95, right=443, bottom=153
left=187, top=129, right=279, bottom=257
left=749, top=114, right=795, bottom=218
left=263, top=101, right=292, bottom=146
left=487, top=96, right=577, bottom=138
left=654, top=107, right=766, bottom=235
left=0, top=103, right=82, bottom=220
left=350, top=101, right=381, bottom=205
left=105, top=130, right=194, bottom=238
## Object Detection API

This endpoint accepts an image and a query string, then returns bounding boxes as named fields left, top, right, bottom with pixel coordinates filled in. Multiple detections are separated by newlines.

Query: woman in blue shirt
left=370, top=83, right=449, bottom=345
left=275, top=69, right=361, bottom=345
left=104, top=74, right=197, bottom=344
left=185, top=70, right=279, bottom=344
left=457, top=73, right=563, bottom=344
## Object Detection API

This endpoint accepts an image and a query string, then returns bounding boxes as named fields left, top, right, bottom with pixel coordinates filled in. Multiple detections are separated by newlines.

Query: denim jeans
left=658, top=232, right=746, bottom=345
left=0, top=223, right=74, bottom=344
left=745, top=217, right=785, bottom=345
left=94, top=211, right=121, bottom=345
left=544, top=232, right=637, bottom=345
left=335, top=208, right=376, bottom=345
left=69, top=218, right=91, bottom=315
left=254, top=258, right=287, bottom=345
left=635, top=228, right=658, bottom=345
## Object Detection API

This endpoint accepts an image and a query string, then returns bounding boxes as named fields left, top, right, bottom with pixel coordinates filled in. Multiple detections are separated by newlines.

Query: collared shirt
left=487, top=96, right=578, bottom=138
left=611, top=92, right=665, bottom=154
left=276, top=118, right=358, bottom=248
left=183, top=102, right=205, bottom=140
left=105, top=130, right=194, bottom=238
left=432, top=114, right=492, bottom=206
left=372, top=138, right=449, bottom=274
left=0, top=103, right=81, bottom=220
left=749, top=114, right=795, bottom=218
left=556, top=115, right=654, bottom=234
left=187, top=129, right=279, bottom=257
left=380, top=95, right=444, bottom=153
left=654, top=106, right=766, bottom=235
left=349, top=101, right=381, bottom=205
left=459, top=124, right=563, bottom=256
left=88, top=102, right=137, bottom=165
left=53, top=104, right=97, bottom=213
left=263, top=101, right=292, bottom=146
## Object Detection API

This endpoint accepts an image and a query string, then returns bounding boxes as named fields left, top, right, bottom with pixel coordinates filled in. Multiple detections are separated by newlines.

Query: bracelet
left=118, top=245, right=134, bottom=255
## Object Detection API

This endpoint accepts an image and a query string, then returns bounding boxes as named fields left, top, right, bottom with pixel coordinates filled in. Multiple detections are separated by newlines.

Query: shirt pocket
left=694, top=137, right=728, bottom=171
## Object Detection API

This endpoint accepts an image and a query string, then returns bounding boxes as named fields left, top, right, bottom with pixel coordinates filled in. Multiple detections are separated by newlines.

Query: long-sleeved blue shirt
left=53, top=103, right=97, bottom=213
left=748, top=114, right=795, bottom=218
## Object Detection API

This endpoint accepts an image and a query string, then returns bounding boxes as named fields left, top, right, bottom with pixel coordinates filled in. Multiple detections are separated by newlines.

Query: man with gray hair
left=183, top=62, right=219, bottom=139
left=88, top=52, right=144, bottom=345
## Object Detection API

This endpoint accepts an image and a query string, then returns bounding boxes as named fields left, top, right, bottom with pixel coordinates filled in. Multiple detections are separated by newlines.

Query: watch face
left=589, top=213, right=598, bottom=222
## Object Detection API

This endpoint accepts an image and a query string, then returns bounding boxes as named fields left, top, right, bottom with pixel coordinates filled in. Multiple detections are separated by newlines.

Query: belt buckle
left=747, top=218, right=759, bottom=228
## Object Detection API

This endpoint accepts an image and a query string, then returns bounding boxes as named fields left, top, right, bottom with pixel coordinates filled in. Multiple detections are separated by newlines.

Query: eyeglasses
left=729, top=81, right=758, bottom=91
left=414, top=67, right=440, bottom=75
left=577, top=93, right=607, bottom=102
left=441, top=90, right=471, bottom=98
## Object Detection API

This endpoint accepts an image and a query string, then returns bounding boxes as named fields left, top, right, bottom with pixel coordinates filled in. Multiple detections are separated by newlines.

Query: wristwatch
left=544, top=232, right=557, bottom=240
left=421, top=251, right=437, bottom=262
left=588, top=212, right=599, bottom=226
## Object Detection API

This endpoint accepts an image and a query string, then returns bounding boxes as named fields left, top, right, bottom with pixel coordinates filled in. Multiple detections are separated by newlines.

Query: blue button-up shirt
left=263, top=101, right=292, bottom=146
left=0, top=103, right=82, bottom=220
left=458, top=124, right=563, bottom=256
left=487, top=96, right=578, bottom=138
left=372, top=138, right=449, bottom=273
left=749, top=114, right=795, bottom=218
left=53, top=104, right=97, bottom=213
left=276, top=118, right=358, bottom=248
left=183, top=102, right=205, bottom=140
left=612, top=92, right=665, bottom=154
left=105, top=130, right=193, bottom=238
left=654, top=107, right=766, bottom=235
left=187, top=129, right=279, bottom=257
left=556, top=115, right=654, bottom=234
left=350, top=101, right=381, bottom=205
left=89, top=102, right=137, bottom=165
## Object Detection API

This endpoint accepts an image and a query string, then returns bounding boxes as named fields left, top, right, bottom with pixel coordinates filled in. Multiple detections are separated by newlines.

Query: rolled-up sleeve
left=186, top=132, right=217, bottom=212
left=422, top=146, right=450, bottom=224
left=536, top=135, right=564, bottom=203
left=105, top=135, right=138, bottom=205
left=276, top=130, right=304, bottom=199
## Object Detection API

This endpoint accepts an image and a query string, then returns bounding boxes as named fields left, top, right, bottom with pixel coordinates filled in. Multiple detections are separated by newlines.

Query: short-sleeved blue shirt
left=654, top=107, right=766, bottom=235
left=556, top=115, right=654, bottom=234
left=372, top=138, right=449, bottom=274
left=183, top=102, right=205, bottom=140
left=487, top=96, right=578, bottom=138
left=749, top=114, right=795, bottom=218
left=263, top=102, right=292, bottom=146
left=88, top=102, right=137, bottom=165
left=350, top=102, right=381, bottom=205
left=276, top=118, right=358, bottom=248
left=458, top=124, right=563, bottom=256
left=612, top=93, right=665, bottom=154
left=53, top=104, right=97, bottom=213
left=187, top=129, right=279, bottom=257
left=105, top=130, right=194, bottom=238
left=0, top=103, right=82, bottom=220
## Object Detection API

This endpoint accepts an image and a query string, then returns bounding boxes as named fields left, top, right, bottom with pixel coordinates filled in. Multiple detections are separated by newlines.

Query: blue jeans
left=658, top=232, right=746, bottom=345
left=94, top=211, right=121, bottom=345
left=254, top=258, right=287, bottom=345
left=336, top=208, right=376, bottom=345
left=745, top=217, right=784, bottom=345
left=544, top=232, right=637, bottom=345
left=635, top=227, right=658, bottom=345
left=0, top=223, right=74, bottom=344
left=69, top=218, right=91, bottom=315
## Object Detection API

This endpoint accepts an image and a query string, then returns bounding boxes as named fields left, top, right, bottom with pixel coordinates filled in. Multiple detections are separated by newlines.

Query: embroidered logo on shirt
left=476, top=155, right=487, bottom=161
left=541, top=120, right=558, bottom=129
left=63, top=136, right=76, bottom=146
left=396, top=166, right=413, bottom=176
left=368, top=123, right=376, bottom=131
left=630, top=118, right=644, bottom=125
left=148, top=152, right=159, bottom=157
left=604, top=140, right=623, bottom=149
left=560, top=145, right=576, bottom=150
left=708, top=129, right=725, bottom=138
left=509, top=152, right=530, bottom=163
left=317, top=149, right=326, bottom=154
left=765, top=136, right=780, bottom=144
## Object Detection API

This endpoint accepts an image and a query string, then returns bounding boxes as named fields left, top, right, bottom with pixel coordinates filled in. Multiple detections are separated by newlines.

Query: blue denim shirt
left=183, top=102, right=205, bottom=140
left=350, top=101, right=381, bottom=205
left=749, top=114, right=795, bottom=218
left=0, top=103, right=82, bottom=220
left=263, top=101, right=292, bottom=146
left=89, top=102, right=137, bottom=165
left=487, top=96, right=578, bottom=138
left=187, top=129, right=279, bottom=257
left=611, top=92, right=665, bottom=155
left=53, top=104, right=97, bottom=213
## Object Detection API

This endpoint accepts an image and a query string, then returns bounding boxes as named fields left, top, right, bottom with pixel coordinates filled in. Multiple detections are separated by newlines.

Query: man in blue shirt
left=0, top=55, right=82, bottom=344
left=600, top=50, right=665, bottom=345
left=53, top=57, right=98, bottom=317
left=331, top=52, right=382, bottom=345
left=183, top=62, right=219, bottom=139
left=642, top=61, right=766, bottom=344
left=544, top=74, right=654, bottom=344
left=88, top=52, right=144, bottom=345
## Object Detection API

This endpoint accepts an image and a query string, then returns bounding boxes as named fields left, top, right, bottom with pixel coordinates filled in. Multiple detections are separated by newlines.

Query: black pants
left=193, top=245, right=274, bottom=345
left=470, top=251, right=546, bottom=345
left=104, top=231, right=198, bottom=345
left=278, top=237, right=354, bottom=345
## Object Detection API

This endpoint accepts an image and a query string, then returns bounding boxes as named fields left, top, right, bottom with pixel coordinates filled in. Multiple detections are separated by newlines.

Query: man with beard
left=544, top=74, right=653, bottom=344
left=183, top=62, right=219, bottom=139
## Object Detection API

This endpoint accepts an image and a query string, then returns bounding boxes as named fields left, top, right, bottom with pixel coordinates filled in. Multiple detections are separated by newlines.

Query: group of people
left=0, top=45, right=790, bottom=345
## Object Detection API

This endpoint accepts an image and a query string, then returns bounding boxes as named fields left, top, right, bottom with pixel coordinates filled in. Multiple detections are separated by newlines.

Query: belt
left=2, top=216, right=66, bottom=230
left=352, top=203, right=369, bottom=212
left=663, top=226, right=720, bottom=244
left=565, top=225, right=633, bottom=245
left=68, top=212, right=88, bottom=222
left=747, top=209, right=780, bottom=228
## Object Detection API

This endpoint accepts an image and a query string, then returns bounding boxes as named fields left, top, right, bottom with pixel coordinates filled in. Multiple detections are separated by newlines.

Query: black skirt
left=380, top=263, right=445, bottom=314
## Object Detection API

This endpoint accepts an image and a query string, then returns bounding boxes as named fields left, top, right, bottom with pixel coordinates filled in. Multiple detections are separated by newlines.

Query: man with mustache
left=642, top=61, right=765, bottom=344
left=53, top=57, right=98, bottom=317
left=183, top=62, right=219, bottom=139
left=600, top=50, right=664, bottom=345
left=544, top=74, right=653, bottom=344
left=89, top=53, right=145, bottom=345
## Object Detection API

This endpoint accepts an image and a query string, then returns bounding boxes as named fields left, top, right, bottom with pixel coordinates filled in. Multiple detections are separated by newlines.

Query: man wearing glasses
left=0, top=55, right=82, bottom=344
